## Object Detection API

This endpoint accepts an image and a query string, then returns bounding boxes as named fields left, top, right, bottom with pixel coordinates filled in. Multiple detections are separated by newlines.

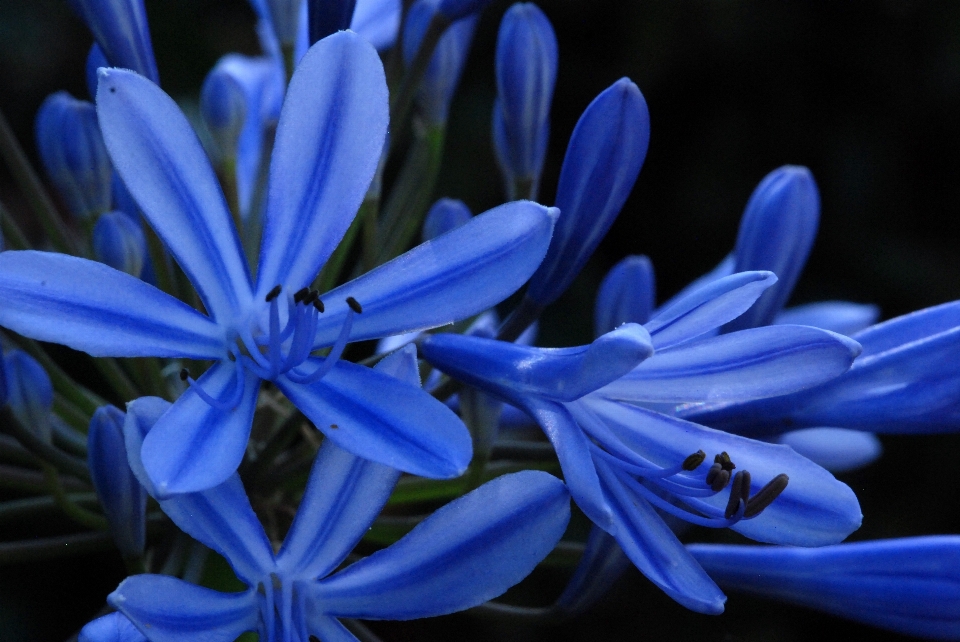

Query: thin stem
left=94, top=357, right=141, bottom=404
left=53, top=393, right=92, bottom=433
left=389, top=13, right=451, bottom=138
left=0, top=198, right=32, bottom=249
left=0, top=493, right=99, bottom=524
left=317, top=196, right=379, bottom=292
left=242, top=410, right=306, bottom=486
left=496, top=295, right=544, bottom=343
left=342, top=620, right=385, bottom=642
left=42, top=463, right=109, bottom=531
left=8, top=335, right=106, bottom=416
left=1, top=407, right=90, bottom=481
left=0, top=530, right=114, bottom=566
left=0, top=463, right=86, bottom=494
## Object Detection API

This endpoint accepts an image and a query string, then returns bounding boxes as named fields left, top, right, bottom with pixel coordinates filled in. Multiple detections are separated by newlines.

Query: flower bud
left=595, top=255, right=656, bottom=336
left=526, top=78, right=651, bottom=306
left=85, top=43, right=109, bottom=100
left=200, top=64, right=248, bottom=162
left=308, top=0, right=358, bottom=44
left=422, top=198, right=471, bottom=241
left=35, top=92, right=113, bottom=220
left=724, top=165, right=820, bottom=331
left=350, top=0, right=401, bottom=50
left=67, top=0, right=159, bottom=83
left=4, top=350, right=53, bottom=442
left=93, top=211, right=147, bottom=277
left=79, top=612, right=147, bottom=642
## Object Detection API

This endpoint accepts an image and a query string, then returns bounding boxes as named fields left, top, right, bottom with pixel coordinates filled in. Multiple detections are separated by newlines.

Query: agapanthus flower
left=422, top=271, right=863, bottom=613
left=81, top=348, right=571, bottom=642
left=0, top=32, right=556, bottom=496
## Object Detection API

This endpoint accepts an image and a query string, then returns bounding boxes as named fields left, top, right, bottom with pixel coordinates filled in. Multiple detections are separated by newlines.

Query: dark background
left=3, top=0, right=960, bottom=640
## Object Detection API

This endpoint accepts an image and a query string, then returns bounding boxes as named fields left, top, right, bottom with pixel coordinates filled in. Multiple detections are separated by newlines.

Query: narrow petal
left=688, top=537, right=960, bottom=640
left=351, top=0, right=401, bottom=49
left=308, top=470, right=570, bottom=619
left=256, top=31, right=388, bottom=296
left=141, top=362, right=260, bottom=495
left=853, top=299, right=960, bottom=357
left=599, top=325, right=860, bottom=403
left=594, top=254, right=656, bottom=335
left=110, top=575, right=257, bottom=642
left=0, top=251, right=224, bottom=358
left=777, top=428, right=882, bottom=473
left=97, top=68, right=253, bottom=321
left=421, top=324, right=653, bottom=403
left=278, top=360, right=471, bottom=479
left=774, top=301, right=880, bottom=336
left=594, top=457, right=726, bottom=615
left=312, top=201, right=557, bottom=347
left=645, top=271, right=776, bottom=349
left=575, top=398, right=863, bottom=546
left=277, top=439, right=400, bottom=580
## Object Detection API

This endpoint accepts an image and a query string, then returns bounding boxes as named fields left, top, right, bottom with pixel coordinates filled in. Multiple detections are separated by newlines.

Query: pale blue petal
left=599, top=325, right=860, bottom=403
left=777, top=428, right=882, bottom=473
left=421, top=324, right=652, bottom=403
left=774, top=301, right=880, bottom=337
left=110, top=576, right=257, bottom=642
left=594, top=254, right=656, bottom=336
left=97, top=68, right=253, bottom=322
left=575, top=398, right=862, bottom=546
left=688, top=537, right=960, bottom=640
left=79, top=613, right=146, bottom=642
left=141, top=362, right=261, bottom=495
left=351, top=0, right=400, bottom=49
left=256, top=31, right=388, bottom=296
left=594, top=456, right=726, bottom=615
left=278, top=359, right=471, bottom=479
left=277, top=439, right=400, bottom=580
left=645, top=271, right=776, bottom=349
left=122, top=396, right=172, bottom=497
left=312, top=201, right=557, bottom=347
left=0, top=251, right=224, bottom=359
left=308, top=470, right=570, bottom=619
left=853, top=299, right=960, bottom=357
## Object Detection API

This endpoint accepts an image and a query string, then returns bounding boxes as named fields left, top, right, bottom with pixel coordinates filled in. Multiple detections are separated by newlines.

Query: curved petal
left=109, top=575, right=258, bottom=642
left=644, top=271, right=776, bottom=349
left=575, top=398, right=863, bottom=547
left=97, top=68, right=253, bottom=321
left=777, top=428, right=882, bottom=473
left=852, top=299, right=960, bottom=358
left=278, top=360, right=471, bottom=479
left=277, top=439, right=400, bottom=580
left=351, top=0, right=401, bottom=49
left=256, top=31, right=388, bottom=296
left=773, top=301, right=880, bottom=336
left=312, top=201, right=557, bottom=347
left=0, top=251, right=224, bottom=358
left=421, top=324, right=653, bottom=404
left=554, top=526, right=631, bottom=616
left=141, top=362, right=260, bottom=495
left=308, top=470, right=570, bottom=619
left=79, top=612, right=147, bottom=642
left=595, top=456, right=726, bottom=615
left=688, top=537, right=960, bottom=640
left=599, top=325, right=860, bottom=403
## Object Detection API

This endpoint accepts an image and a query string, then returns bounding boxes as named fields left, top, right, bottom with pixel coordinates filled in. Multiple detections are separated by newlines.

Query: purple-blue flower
left=0, top=32, right=556, bottom=496
left=67, top=0, right=159, bottom=83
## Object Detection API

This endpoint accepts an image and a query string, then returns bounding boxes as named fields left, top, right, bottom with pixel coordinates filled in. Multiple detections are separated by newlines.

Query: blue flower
left=92, top=348, right=570, bottom=642
left=0, top=32, right=556, bottom=496
left=688, top=537, right=960, bottom=639
left=67, top=0, right=159, bottom=83
left=422, top=271, right=863, bottom=613
left=92, top=211, right=147, bottom=277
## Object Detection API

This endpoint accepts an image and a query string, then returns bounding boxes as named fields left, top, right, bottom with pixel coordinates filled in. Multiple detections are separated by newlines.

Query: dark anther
left=710, top=468, right=731, bottom=492
left=346, top=296, right=363, bottom=313
left=705, top=462, right=722, bottom=485
left=179, top=368, right=190, bottom=381
left=682, top=450, right=706, bottom=471
left=725, top=470, right=751, bottom=518
left=265, top=284, right=283, bottom=302
left=744, top=473, right=789, bottom=518
left=304, top=289, right=319, bottom=305
left=313, top=299, right=325, bottom=312
left=293, top=287, right=310, bottom=303
left=330, top=423, right=339, bottom=430
left=714, top=451, right=736, bottom=472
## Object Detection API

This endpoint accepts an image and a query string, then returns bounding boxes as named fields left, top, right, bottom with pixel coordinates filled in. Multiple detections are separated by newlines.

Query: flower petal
left=278, top=360, right=471, bottom=479
left=553, top=526, right=631, bottom=615
left=777, top=428, right=882, bottom=473
left=79, top=612, right=146, bottom=642
left=352, top=0, right=401, bottom=50
left=308, top=470, right=570, bottom=619
left=141, top=362, right=260, bottom=495
left=312, top=201, right=557, bottom=347
left=645, top=271, right=776, bottom=349
left=0, top=251, right=224, bottom=358
left=687, top=537, right=960, bottom=640
left=575, top=398, right=863, bottom=546
left=306, top=616, right=359, bottom=642
left=773, top=301, right=880, bottom=336
left=255, top=31, right=388, bottom=296
left=853, top=299, right=960, bottom=357
left=109, top=575, right=257, bottom=642
left=599, top=325, right=860, bottom=403
left=97, top=68, right=253, bottom=321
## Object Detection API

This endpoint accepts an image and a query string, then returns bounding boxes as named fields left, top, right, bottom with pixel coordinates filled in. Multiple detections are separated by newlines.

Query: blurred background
left=3, top=0, right=960, bottom=639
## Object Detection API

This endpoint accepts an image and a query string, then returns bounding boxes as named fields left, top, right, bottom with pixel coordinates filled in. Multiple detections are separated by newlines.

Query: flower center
left=257, top=573, right=309, bottom=642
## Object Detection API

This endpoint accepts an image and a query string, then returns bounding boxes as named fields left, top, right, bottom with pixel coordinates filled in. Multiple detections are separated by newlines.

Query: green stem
left=53, top=393, right=92, bottom=433
left=242, top=410, right=306, bottom=486
left=1, top=407, right=90, bottom=481
left=0, top=198, right=32, bottom=249
left=8, top=335, right=105, bottom=416
left=0, top=492, right=98, bottom=524
left=0, top=463, right=87, bottom=494
left=94, top=357, right=141, bottom=404
left=0, top=530, right=114, bottom=566
left=389, top=13, right=450, bottom=138
left=317, top=196, right=379, bottom=291
left=42, top=463, right=109, bottom=531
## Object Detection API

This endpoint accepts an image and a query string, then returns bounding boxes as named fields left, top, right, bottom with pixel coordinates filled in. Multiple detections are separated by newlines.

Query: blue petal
left=553, top=526, right=631, bottom=616
left=256, top=31, right=388, bottom=297
left=110, top=576, right=258, bottom=642
left=97, top=68, right=253, bottom=322
left=307, top=470, right=570, bottom=619
left=277, top=440, right=400, bottom=580
left=687, top=537, right=960, bottom=640
left=774, top=301, right=880, bottom=336
left=777, top=428, right=882, bottom=473
left=599, top=325, right=860, bottom=403
left=421, top=324, right=653, bottom=403
left=574, top=398, right=863, bottom=546
left=595, top=254, right=656, bottom=335
left=351, top=0, right=400, bottom=49
left=422, top=197, right=472, bottom=242
left=140, top=362, right=261, bottom=495
left=306, top=616, right=360, bottom=642
left=594, top=456, right=726, bottom=614
left=278, top=359, right=471, bottom=479
left=67, top=0, right=159, bottom=82
left=79, top=612, right=146, bottom=642
left=645, top=271, right=776, bottom=349
left=0, top=251, right=224, bottom=359
left=853, top=299, right=960, bottom=357
left=312, top=201, right=557, bottom=347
